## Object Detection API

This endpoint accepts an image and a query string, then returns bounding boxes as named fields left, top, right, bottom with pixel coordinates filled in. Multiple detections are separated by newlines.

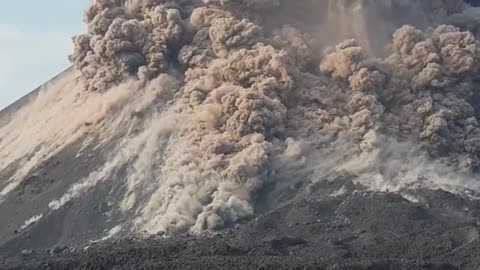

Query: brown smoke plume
left=4, top=0, right=480, bottom=236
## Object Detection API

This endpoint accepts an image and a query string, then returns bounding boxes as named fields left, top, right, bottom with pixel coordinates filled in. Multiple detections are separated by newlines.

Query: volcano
left=3, top=0, right=480, bottom=269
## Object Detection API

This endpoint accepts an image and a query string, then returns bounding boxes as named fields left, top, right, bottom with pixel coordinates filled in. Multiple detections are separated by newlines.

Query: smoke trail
left=3, top=0, right=480, bottom=236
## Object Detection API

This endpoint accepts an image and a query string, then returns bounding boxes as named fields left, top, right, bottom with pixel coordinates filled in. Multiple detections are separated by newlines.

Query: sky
left=0, top=1, right=89, bottom=109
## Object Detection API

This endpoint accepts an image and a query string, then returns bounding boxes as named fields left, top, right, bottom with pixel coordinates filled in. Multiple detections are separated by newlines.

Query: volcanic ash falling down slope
left=4, top=0, right=480, bottom=237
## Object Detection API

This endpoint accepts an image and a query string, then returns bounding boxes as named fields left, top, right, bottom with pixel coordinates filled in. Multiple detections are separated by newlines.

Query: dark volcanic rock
left=1, top=188, right=480, bottom=270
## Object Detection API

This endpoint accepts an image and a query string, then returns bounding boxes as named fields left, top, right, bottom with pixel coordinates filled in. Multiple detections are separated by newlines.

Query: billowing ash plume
left=35, top=0, right=480, bottom=234
left=70, top=0, right=188, bottom=91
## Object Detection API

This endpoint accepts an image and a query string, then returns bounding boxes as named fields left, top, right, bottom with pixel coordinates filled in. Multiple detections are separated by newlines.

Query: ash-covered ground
left=4, top=0, right=480, bottom=269
left=3, top=182, right=480, bottom=269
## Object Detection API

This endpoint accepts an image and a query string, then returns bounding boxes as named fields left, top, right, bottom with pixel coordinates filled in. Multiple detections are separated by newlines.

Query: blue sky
left=0, top=1, right=89, bottom=109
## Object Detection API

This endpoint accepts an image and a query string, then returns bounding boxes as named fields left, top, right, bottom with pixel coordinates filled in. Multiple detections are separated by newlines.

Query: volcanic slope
left=3, top=180, right=480, bottom=269
left=4, top=0, right=480, bottom=269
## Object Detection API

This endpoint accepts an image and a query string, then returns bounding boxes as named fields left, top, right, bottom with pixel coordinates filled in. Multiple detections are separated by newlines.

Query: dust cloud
left=3, top=0, right=480, bottom=235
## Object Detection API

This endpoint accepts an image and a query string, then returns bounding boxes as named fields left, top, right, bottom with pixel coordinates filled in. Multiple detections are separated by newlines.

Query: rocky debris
left=2, top=187, right=480, bottom=270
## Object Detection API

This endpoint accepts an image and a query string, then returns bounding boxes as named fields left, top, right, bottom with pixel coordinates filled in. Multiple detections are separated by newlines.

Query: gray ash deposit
left=3, top=0, right=480, bottom=269
left=4, top=184, right=480, bottom=269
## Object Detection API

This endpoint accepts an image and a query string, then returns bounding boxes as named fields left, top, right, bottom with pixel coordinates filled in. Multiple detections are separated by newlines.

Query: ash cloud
left=13, top=0, right=480, bottom=235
